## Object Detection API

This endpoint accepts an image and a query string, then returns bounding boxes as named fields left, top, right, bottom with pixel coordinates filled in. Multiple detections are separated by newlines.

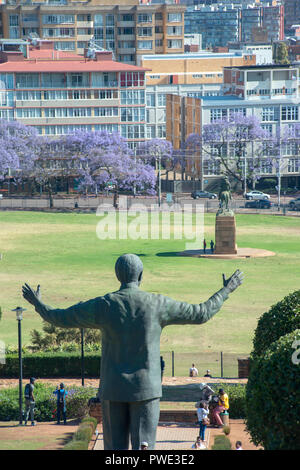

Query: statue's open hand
left=222, top=270, right=244, bottom=293
left=22, top=283, right=41, bottom=306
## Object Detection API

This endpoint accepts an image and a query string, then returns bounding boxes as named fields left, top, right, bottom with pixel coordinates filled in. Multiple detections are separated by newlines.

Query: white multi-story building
left=166, top=64, right=300, bottom=189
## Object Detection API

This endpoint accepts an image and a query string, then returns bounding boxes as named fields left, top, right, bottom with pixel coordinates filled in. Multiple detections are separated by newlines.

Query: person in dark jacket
left=53, top=383, right=68, bottom=425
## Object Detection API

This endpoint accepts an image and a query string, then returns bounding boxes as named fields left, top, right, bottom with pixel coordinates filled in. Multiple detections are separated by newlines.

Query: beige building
left=139, top=51, right=256, bottom=142
left=140, top=51, right=256, bottom=87
left=0, top=0, right=185, bottom=64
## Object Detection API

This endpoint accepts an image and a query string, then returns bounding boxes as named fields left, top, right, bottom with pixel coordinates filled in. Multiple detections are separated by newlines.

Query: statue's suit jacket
left=34, top=284, right=229, bottom=402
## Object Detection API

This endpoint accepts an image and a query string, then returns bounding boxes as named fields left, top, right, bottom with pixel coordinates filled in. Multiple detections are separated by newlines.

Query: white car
left=245, top=190, right=270, bottom=200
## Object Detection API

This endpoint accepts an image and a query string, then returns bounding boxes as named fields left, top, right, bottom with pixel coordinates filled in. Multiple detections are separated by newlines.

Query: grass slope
left=0, top=211, right=299, bottom=357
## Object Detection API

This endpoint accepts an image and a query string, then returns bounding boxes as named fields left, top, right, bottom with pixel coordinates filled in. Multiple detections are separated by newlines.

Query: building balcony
left=76, top=21, right=93, bottom=28
left=117, top=48, right=136, bottom=55
left=117, top=21, right=135, bottom=28
left=18, top=116, right=120, bottom=126
left=117, top=34, right=136, bottom=41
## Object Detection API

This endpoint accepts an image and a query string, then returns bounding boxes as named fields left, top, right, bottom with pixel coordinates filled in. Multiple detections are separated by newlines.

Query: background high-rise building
left=0, top=0, right=186, bottom=64
left=283, top=0, right=300, bottom=35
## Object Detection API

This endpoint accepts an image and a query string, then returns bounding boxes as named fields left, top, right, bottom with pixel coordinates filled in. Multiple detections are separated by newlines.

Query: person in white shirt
left=235, top=441, right=243, bottom=450
left=197, top=402, right=209, bottom=444
left=189, top=363, right=198, bottom=377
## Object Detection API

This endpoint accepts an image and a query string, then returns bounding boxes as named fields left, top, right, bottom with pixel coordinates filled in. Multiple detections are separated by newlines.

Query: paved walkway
left=93, top=419, right=259, bottom=451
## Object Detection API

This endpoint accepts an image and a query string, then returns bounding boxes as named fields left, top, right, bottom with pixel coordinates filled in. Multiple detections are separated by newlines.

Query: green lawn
left=0, top=211, right=299, bottom=359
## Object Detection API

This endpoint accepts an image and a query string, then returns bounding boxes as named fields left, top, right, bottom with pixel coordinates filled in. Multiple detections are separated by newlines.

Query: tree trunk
left=48, top=183, right=54, bottom=209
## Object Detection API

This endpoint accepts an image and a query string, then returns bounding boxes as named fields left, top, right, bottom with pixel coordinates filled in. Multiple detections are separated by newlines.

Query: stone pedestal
left=215, top=216, right=237, bottom=255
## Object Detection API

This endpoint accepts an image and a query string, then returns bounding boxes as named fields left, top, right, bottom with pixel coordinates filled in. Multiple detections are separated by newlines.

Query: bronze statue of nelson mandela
left=22, top=253, right=243, bottom=450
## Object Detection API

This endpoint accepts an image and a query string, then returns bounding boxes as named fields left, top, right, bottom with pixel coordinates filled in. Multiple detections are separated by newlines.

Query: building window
left=261, top=107, right=279, bottom=122
left=147, top=125, right=155, bottom=139
left=16, top=73, right=39, bottom=88
left=120, top=72, right=145, bottom=88
left=157, top=124, right=166, bottom=138
left=121, top=90, right=145, bottom=105
left=288, top=159, right=300, bottom=173
left=54, top=41, right=75, bottom=51
left=157, top=93, right=166, bottom=107
left=121, top=107, right=145, bottom=122
left=138, top=27, right=152, bottom=37
left=261, top=124, right=273, bottom=136
left=167, top=13, right=182, bottom=23
left=146, top=93, right=155, bottom=107
left=42, top=15, right=74, bottom=24
left=167, top=26, right=182, bottom=36
left=0, top=73, right=14, bottom=89
left=121, top=124, right=145, bottom=139
left=281, top=106, right=298, bottom=121
left=137, top=40, right=153, bottom=50
left=203, top=160, right=221, bottom=175
left=210, top=108, right=227, bottom=122
left=16, top=108, right=41, bottom=118
left=167, top=39, right=182, bottom=49
left=137, top=14, right=152, bottom=24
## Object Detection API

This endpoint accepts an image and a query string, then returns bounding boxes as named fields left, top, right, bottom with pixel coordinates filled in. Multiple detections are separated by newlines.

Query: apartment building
left=283, top=0, right=300, bottom=35
left=166, top=64, right=300, bottom=188
left=185, top=6, right=240, bottom=49
left=185, top=3, right=284, bottom=49
left=0, top=0, right=186, bottom=64
left=241, top=4, right=284, bottom=43
left=0, top=39, right=148, bottom=148
left=139, top=50, right=256, bottom=140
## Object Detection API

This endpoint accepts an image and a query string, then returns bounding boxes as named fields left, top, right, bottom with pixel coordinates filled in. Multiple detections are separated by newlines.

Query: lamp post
left=156, top=155, right=162, bottom=207
left=81, top=328, right=85, bottom=387
left=12, top=306, right=26, bottom=425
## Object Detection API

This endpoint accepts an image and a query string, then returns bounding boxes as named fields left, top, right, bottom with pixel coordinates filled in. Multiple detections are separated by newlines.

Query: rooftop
left=0, top=41, right=148, bottom=73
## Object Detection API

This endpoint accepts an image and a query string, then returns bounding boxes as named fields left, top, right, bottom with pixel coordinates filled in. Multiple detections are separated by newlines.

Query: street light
left=12, top=307, right=26, bottom=425
left=81, top=328, right=85, bottom=387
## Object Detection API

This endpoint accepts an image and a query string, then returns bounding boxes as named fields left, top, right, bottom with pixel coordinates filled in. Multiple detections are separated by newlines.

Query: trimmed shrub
left=246, top=330, right=300, bottom=450
left=73, top=424, right=93, bottom=442
left=0, top=352, right=101, bottom=378
left=81, top=416, right=97, bottom=433
left=222, top=425, right=230, bottom=436
left=211, top=435, right=232, bottom=450
left=0, top=383, right=96, bottom=422
left=252, top=290, right=300, bottom=358
left=63, top=440, right=89, bottom=450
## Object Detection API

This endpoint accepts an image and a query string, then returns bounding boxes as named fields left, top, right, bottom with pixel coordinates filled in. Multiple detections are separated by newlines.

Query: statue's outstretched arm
left=160, top=270, right=244, bottom=326
left=22, top=283, right=106, bottom=329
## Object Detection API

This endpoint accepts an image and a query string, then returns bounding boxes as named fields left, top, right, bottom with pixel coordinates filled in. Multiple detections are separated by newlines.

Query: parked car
left=245, top=199, right=272, bottom=209
left=245, top=190, right=270, bottom=200
left=191, top=190, right=217, bottom=199
left=288, top=197, right=300, bottom=211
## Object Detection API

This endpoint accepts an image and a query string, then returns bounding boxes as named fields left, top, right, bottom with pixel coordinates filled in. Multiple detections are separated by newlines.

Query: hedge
left=0, top=382, right=96, bottom=422
left=252, top=289, right=300, bottom=358
left=211, top=435, right=232, bottom=450
left=0, top=352, right=101, bottom=378
left=246, top=330, right=300, bottom=450
left=63, top=416, right=97, bottom=451
left=215, top=384, right=246, bottom=419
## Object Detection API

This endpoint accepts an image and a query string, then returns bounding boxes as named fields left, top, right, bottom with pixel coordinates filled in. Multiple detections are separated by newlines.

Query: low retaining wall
left=89, top=402, right=197, bottom=424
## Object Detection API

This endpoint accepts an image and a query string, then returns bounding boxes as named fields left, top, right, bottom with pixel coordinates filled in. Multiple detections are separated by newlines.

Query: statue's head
left=115, top=254, right=143, bottom=286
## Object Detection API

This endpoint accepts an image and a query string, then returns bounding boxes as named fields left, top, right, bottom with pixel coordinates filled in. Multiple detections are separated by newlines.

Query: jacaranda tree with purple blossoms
left=0, top=119, right=39, bottom=189
left=186, top=113, right=285, bottom=192
left=60, top=130, right=156, bottom=197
